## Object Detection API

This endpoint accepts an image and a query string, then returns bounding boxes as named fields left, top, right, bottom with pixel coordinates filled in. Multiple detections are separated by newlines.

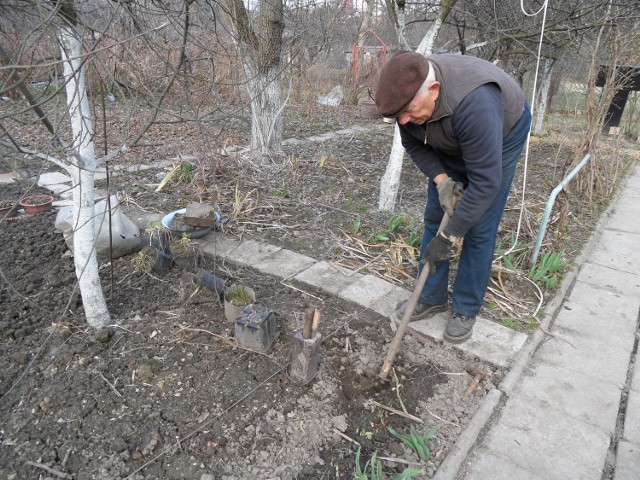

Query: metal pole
left=530, top=153, right=591, bottom=266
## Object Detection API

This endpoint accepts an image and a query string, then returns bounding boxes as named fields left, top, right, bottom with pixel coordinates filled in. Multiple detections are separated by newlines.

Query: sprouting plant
left=388, top=425, right=438, bottom=462
left=354, top=446, right=383, bottom=480
left=179, top=161, right=194, bottom=184
left=353, top=218, right=363, bottom=235
left=395, top=469, right=422, bottom=479
left=406, top=232, right=422, bottom=249
left=180, top=232, right=192, bottom=246
left=494, top=233, right=528, bottom=270
left=277, top=187, right=289, bottom=198
left=529, top=251, right=570, bottom=289
left=386, top=214, right=405, bottom=234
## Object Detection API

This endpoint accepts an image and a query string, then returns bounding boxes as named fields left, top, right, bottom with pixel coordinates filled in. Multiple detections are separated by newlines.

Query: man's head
left=375, top=50, right=440, bottom=125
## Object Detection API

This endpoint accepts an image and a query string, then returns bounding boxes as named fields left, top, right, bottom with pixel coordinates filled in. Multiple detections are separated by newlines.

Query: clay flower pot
left=19, top=194, right=54, bottom=215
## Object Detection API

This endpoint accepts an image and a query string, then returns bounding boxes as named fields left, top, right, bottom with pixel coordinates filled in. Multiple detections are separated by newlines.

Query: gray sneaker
left=444, top=314, right=476, bottom=343
left=396, top=301, right=447, bottom=321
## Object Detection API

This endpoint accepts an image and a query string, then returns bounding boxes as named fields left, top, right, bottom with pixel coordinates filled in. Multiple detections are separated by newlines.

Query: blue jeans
left=418, top=102, right=532, bottom=317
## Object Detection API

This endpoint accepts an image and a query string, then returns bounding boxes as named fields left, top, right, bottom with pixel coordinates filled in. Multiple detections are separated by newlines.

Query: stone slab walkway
left=449, top=162, right=640, bottom=480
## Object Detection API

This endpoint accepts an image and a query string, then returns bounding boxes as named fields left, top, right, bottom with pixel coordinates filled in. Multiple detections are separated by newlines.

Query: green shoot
left=388, top=425, right=438, bottom=462
left=529, top=251, right=570, bottom=289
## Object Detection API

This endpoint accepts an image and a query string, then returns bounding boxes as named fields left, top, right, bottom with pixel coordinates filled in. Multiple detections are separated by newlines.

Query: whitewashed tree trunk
left=245, top=62, right=283, bottom=152
left=379, top=0, right=457, bottom=212
left=58, top=25, right=110, bottom=328
left=534, top=58, right=553, bottom=134
left=221, top=0, right=284, bottom=154
left=378, top=126, right=405, bottom=210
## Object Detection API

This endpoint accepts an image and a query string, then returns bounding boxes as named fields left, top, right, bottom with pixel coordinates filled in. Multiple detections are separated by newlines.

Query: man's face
left=397, top=81, right=440, bottom=126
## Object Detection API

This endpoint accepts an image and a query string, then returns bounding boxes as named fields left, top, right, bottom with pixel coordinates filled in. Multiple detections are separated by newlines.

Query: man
left=375, top=51, right=531, bottom=343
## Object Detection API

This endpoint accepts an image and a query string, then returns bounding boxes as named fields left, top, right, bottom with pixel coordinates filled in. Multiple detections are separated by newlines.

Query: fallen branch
left=333, top=428, right=360, bottom=446
left=369, top=400, right=423, bottom=424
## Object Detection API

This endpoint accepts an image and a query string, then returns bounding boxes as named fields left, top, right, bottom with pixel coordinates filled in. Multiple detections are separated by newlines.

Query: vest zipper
left=424, top=124, right=428, bottom=144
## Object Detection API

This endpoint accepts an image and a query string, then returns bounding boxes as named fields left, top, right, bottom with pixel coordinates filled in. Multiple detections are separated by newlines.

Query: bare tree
left=220, top=0, right=285, bottom=153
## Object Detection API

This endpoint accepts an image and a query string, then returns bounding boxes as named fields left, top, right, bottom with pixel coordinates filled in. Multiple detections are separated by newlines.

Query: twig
left=539, top=325, right=577, bottom=349
left=280, top=281, right=323, bottom=301
left=391, top=369, right=408, bottom=415
left=99, top=372, right=122, bottom=397
left=424, top=407, right=459, bottom=426
left=333, top=428, right=360, bottom=446
left=25, top=461, right=72, bottom=479
left=370, top=400, right=424, bottom=424
left=377, top=456, right=422, bottom=466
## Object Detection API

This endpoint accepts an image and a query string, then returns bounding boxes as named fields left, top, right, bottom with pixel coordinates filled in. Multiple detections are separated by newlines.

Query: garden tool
left=379, top=183, right=464, bottom=380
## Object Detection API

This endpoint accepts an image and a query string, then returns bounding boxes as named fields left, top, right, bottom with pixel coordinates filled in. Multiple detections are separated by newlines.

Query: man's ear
left=430, top=81, right=440, bottom=101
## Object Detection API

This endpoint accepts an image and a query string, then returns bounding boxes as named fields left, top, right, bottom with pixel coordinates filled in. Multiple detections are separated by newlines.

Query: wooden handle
left=303, top=307, right=314, bottom=339
left=379, top=212, right=451, bottom=380
left=310, top=309, right=321, bottom=338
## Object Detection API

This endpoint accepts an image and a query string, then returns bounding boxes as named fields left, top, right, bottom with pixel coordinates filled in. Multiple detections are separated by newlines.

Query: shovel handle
left=379, top=212, right=451, bottom=380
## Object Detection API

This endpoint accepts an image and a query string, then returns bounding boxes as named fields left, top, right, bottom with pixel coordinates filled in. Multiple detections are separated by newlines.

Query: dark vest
left=402, top=54, right=526, bottom=157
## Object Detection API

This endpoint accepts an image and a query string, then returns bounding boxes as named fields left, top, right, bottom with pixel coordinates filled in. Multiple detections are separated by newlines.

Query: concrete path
left=439, top=162, right=640, bottom=480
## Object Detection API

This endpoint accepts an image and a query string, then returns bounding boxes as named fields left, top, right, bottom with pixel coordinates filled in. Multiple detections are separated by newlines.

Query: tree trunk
left=378, top=126, right=405, bottom=211
left=246, top=62, right=283, bottom=152
left=534, top=58, right=553, bottom=134
left=222, top=0, right=284, bottom=154
left=58, top=24, right=111, bottom=328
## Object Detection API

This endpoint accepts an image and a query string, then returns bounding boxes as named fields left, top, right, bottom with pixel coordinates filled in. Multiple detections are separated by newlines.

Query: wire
left=495, top=0, right=550, bottom=264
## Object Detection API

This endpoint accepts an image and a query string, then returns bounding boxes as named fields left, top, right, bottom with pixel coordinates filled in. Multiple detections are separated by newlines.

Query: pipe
left=530, top=153, right=591, bottom=266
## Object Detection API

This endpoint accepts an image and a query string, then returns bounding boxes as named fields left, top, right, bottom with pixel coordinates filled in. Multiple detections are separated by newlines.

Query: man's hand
left=436, top=178, right=464, bottom=216
left=422, top=232, right=452, bottom=272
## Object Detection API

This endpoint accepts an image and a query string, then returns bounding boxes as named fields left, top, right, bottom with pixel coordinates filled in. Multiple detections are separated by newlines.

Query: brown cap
left=375, top=50, right=430, bottom=117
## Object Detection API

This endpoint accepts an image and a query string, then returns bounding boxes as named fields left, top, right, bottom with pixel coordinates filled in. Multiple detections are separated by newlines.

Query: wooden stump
left=290, top=330, right=322, bottom=385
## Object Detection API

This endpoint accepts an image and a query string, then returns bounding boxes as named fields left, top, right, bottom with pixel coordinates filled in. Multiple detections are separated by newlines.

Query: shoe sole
left=390, top=303, right=448, bottom=324
left=443, top=329, right=473, bottom=344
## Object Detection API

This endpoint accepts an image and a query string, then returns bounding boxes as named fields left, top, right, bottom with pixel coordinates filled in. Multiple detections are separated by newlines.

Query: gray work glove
left=436, top=178, right=465, bottom=216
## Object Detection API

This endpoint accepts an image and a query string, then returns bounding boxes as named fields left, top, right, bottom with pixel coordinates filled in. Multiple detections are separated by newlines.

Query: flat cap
left=375, top=50, right=430, bottom=117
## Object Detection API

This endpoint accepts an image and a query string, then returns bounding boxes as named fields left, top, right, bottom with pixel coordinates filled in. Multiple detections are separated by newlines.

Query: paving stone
left=622, top=389, right=640, bottom=445
left=224, top=239, right=281, bottom=265
left=536, top=324, right=634, bottom=388
left=613, top=440, right=640, bottom=480
left=0, top=172, right=15, bottom=183
left=293, top=261, right=362, bottom=295
left=514, top=361, right=622, bottom=434
left=253, top=249, right=316, bottom=279
left=607, top=197, right=640, bottom=232
left=577, top=262, right=640, bottom=297
left=369, top=285, right=411, bottom=318
left=338, top=274, right=397, bottom=308
left=586, top=229, right=640, bottom=275
left=554, top=280, right=639, bottom=343
left=198, top=236, right=244, bottom=261
left=37, top=171, right=71, bottom=186
left=462, top=449, right=545, bottom=480
left=411, top=315, right=527, bottom=368
left=480, top=395, right=610, bottom=480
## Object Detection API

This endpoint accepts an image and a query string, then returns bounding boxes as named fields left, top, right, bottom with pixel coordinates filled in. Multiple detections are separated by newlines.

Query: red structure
left=352, top=29, right=387, bottom=89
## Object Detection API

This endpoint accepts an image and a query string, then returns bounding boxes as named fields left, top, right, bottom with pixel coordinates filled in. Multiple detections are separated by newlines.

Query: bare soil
left=0, top=100, right=635, bottom=479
